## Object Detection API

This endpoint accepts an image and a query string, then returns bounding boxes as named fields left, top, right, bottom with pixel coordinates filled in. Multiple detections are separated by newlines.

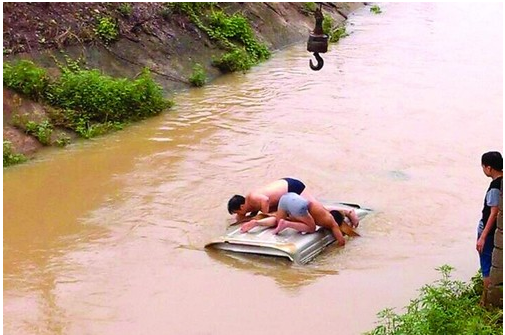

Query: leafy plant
left=329, top=26, right=348, bottom=43
left=366, top=265, right=503, bottom=335
left=118, top=3, right=133, bottom=17
left=25, top=120, right=53, bottom=145
left=322, top=15, right=349, bottom=43
left=94, top=17, right=118, bottom=44
left=302, top=2, right=317, bottom=15
left=47, top=67, right=171, bottom=124
left=72, top=117, right=123, bottom=139
left=370, top=5, right=382, bottom=14
left=166, top=4, right=270, bottom=73
left=55, top=135, right=71, bottom=147
left=212, top=48, right=253, bottom=73
left=4, top=59, right=173, bottom=142
left=189, top=63, right=207, bottom=87
left=3, top=60, right=49, bottom=100
left=3, top=141, right=27, bottom=167
left=208, top=12, right=270, bottom=62
left=322, top=14, right=334, bottom=36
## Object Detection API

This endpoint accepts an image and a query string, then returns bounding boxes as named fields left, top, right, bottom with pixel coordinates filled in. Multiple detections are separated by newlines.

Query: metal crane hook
left=309, top=52, right=324, bottom=71
left=307, top=3, right=328, bottom=71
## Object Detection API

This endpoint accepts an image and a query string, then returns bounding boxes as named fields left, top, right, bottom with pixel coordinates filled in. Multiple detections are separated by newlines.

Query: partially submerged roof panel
left=205, top=204, right=371, bottom=264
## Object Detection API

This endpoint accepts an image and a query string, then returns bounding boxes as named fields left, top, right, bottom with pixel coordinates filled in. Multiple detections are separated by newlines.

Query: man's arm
left=256, top=194, right=270, bottom=214
left=477, top=187, right=501, bottom=253
left=477, top=206, right=499, bottom=253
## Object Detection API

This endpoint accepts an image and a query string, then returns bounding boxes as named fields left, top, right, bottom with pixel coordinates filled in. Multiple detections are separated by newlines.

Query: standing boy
left=477, top=151, right=503, bottom=303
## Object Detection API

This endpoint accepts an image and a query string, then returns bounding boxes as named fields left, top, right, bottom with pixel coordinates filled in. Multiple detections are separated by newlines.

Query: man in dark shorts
left=282, top=177, right=306, bottom=195
left=238, top=192, right=351, bottom=246
left=227, top=177, right=316, bottom=222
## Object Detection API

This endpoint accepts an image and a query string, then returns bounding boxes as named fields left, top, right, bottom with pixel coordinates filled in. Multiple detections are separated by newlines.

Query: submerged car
left=205, top=203, right=372, bottom=264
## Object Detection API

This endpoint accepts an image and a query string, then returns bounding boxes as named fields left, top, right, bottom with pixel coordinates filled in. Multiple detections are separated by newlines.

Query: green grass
left=166, top=3, right=270, bottom=73
left=3, top=59, right=173, bottom=145
left=117, top=3, right=133, bottom=18
left=25, top=120, right=53, bottom=145
left=366, top=265, right=503, bottom=335
left=94, top=16, right=118, bottom=44
left=302, top=2, right=317, bottom=15
left=189, top=63, right=207, bottom=87
left=47, top=67, right=171, bottom=123
left=3, top=60, right=49, bottom=101
left=212, top=48, right=254, bottom=73
left=3, top=141, right=27, bottom=167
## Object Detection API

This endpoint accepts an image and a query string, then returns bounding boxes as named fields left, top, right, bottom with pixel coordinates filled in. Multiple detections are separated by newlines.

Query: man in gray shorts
left=278, top=192, right=311, bottom=218
left=273, top=192, right=347, bottom=246
left=240, top=192, right=349, bottom=246
left=273, top=192, right=317, bottom=235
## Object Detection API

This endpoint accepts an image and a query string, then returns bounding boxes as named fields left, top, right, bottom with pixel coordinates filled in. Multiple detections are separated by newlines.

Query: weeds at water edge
left=366, top=265, right=503, bottom=335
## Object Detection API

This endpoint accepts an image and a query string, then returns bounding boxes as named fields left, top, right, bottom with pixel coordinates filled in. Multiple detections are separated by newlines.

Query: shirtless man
left=240, top=193, right=361, bottom=246
left=227, top=177, right=316, bottom=222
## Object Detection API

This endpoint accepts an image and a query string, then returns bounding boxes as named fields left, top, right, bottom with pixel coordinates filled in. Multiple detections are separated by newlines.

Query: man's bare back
left=227, top=178, right=315, bottom=221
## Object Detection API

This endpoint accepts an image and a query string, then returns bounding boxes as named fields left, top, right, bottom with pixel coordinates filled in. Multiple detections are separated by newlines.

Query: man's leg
left=241, top=216, right=277, bottom=232
left=479, top=235, right=494, bottom=305
left=273, top=215, right=316, bottom=235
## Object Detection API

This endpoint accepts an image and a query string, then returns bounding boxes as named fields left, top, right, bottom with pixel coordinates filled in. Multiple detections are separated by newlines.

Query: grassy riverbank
left=366, top=265, right=503, bottom=335
left=3, top=2, right=363, bottom=165
left=3, top=58, right=171, bottom=156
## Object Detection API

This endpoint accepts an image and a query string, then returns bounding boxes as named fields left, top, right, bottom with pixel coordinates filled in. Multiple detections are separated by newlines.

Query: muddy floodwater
left=3, top=3, right=503, bottom=335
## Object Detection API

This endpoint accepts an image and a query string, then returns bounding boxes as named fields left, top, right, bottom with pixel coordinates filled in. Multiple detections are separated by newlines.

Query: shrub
left=322, top=14, right=334, bottom=36
left=189, top=63, right=207, bottom=87
left=3, top=141, right=27, bottom=167
left=302, top=2, right=317, bottom=14
left=4, top=60, right=173, bottom=141
left=118, top=3, right=132, bottom=17
left=47, top=67, right=171, bottom=124
left=55, top=135, right=71, bottom=147
left=322, top=15, right=349, bottom=43
left=212, top=48, right=253, bottom=73
left=3, top=60, right=49, bottom=100
left=73, top=117, right=124, bottom=139
left=329, top=26, right=348, bottom=43
left=169, top=5, right=270, bottom=73
left=94, top=17, right=118, bottom=44
left=25, top=120, right=53, bottom=145
left=366, top=265, right=503, bottom=335
left=208, top=12, right=270, bottom=62
left=128, top=68, right=174, bottom=119
left=370, top=5, right=382, bottom=14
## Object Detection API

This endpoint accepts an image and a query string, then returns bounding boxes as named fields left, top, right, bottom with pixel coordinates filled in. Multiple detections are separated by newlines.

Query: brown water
left=3, top=3, right=503, bottom=334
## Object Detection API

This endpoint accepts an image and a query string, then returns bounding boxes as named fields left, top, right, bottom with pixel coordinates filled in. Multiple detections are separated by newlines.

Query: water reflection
left=206, top=248, right=340, bottom=292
